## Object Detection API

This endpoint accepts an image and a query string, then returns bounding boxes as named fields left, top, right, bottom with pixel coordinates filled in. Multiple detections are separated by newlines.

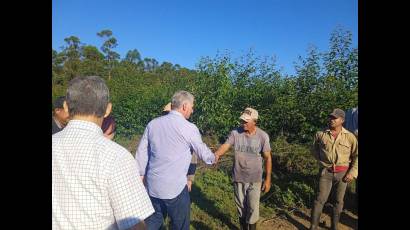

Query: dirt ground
left=258, top=205, right=358, bottom=230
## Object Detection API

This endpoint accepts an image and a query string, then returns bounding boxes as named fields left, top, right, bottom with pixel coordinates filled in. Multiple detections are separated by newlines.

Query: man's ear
left=104, top=102, right=112, bottom=118
left=63, top=101, right=69, bottom=115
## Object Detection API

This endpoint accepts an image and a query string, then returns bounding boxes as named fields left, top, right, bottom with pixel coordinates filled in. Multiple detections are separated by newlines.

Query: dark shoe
left=310, top=204, right=322, bottom=230
left=239, top=217, right=248, bottom=230
left=249, top=223, right=256, bottom=230
left=331, top=213, right=340, bottom=230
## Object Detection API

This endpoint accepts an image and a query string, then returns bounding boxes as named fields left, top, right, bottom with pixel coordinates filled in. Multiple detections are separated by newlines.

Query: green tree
left=97, top=29, right=120, bottom=80
left=143, top=58, right=159, bottom=71
left=61, top=36, right=82, bottom=80
left=80, top=45, right=105, bottom=76
left=124, top=49, right=141, bottom=63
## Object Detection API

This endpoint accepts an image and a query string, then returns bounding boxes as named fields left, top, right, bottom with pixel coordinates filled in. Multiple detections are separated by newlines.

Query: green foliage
left=52, top=27, right=358, bottom=144
left=52, top=27, right=358, bottom=226
left=262, top=136, right=318, bottom=209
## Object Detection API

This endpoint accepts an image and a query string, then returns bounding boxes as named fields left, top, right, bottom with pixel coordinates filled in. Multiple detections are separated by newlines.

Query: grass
left=116, top=134, right=357, bottom=229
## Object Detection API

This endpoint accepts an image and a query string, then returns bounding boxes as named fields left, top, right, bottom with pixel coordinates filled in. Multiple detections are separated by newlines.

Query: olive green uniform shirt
left=312, top=127, right=358, bottom=178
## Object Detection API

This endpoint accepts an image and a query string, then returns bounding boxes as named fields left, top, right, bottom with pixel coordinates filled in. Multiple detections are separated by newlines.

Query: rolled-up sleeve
left=189, top=126, right=215, bottom=165
left=312, top=132, right=321, bottom=161
left=348, top=135, right=358, bottom=178
left=136, top=126, right=149, bottom=176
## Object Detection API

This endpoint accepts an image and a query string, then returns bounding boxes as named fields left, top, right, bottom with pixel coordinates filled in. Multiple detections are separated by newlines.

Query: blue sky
left=52, top=0, right=357, bottom=76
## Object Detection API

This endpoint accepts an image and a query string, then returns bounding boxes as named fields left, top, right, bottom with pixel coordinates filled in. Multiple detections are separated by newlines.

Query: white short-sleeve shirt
left=52, top=120, right=154, bottom=230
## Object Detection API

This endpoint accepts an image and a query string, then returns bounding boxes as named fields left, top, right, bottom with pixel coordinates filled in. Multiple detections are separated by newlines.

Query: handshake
left=211, top=143, right=231, bottom=165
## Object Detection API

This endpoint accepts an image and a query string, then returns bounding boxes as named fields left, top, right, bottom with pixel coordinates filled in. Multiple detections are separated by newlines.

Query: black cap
left=329, top=108, right=345, bottom=119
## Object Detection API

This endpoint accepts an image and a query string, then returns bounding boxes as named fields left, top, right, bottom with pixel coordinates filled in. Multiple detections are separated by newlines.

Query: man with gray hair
left=52, top=76, right=154, bottom=230
left=136, top=90, right=217, bottom=230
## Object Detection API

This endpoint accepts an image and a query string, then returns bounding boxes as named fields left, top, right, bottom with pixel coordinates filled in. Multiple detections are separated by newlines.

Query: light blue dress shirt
left=136, top=110, right=215, bottom=199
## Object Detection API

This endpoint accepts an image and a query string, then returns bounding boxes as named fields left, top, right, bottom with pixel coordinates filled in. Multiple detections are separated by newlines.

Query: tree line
left=52, top=27, right=358, bottom=144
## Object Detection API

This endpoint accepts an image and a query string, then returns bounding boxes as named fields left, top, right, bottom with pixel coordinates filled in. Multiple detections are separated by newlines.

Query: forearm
left=348, top=154, right=358, bottom=178
left=136, top=128, right=150, bottom=175
left=215, top=143, right=231, bottom=157
left=187, top=174, right=195, bottom=182
left=264, top=155, right=272, bottom=181
left=135, top=150, right=148, bottom=176
left=312, top=134, right=320, bottom=161
left=348, top=137, right=359, bottom=177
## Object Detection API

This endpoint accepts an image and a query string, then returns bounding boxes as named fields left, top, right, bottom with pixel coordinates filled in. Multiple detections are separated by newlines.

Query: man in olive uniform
left=310, top=108, right=358, bottom=230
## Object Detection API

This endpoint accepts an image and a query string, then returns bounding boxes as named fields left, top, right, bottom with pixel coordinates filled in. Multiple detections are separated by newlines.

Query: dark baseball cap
left=329, top=108, right=345, bottom=119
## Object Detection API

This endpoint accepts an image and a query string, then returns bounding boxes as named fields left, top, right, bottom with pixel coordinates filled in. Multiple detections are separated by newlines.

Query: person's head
left=171, top=91, right=194, bottom=119
left=328, top=108, right=345, bottom=129
left=102, top=115, right=116, bottom=139
left=239, top=107, right=258, bottom=131
left=102, top=115, right=116, bottom=132
left=162, top=102, right=171, bottom=115
left=65, top=76, right=112, bottom=121
left=53, top=96, right=69, bottom=125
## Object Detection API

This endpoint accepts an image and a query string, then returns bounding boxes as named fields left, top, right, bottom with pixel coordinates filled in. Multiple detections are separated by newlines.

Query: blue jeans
left=145, top=186, right=190, bottom=230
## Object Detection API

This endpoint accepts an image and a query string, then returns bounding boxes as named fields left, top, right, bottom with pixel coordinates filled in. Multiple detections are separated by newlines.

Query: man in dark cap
left=52, top=96, right=69, bottom=134
left=309, top=108, right=358, bottom=230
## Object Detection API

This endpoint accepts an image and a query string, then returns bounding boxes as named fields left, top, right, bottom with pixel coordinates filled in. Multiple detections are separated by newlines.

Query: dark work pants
left=145, top=186, right=190, bottom=230
left=311, top=168, right=348, bottom=230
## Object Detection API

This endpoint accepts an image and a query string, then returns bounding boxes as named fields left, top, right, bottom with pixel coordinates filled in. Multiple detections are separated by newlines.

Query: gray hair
left=66, top=76, right=109, bottom=117
left=171, top=90, right=194, bottom=110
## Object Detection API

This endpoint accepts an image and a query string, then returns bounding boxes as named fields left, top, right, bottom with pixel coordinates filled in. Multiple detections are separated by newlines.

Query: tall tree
left=97, top=29, right=120, bottom=80
left=143, top=58, right=159, bottom=71
left=124, top=49, right=141, bottom=63
left=80, top=45, right=105, bottom=76
left=61, top=36, right=82, bottom=80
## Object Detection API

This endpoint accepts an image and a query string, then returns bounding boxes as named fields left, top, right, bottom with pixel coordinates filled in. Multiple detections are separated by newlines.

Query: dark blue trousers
left=145, top=186, right=190, bottom=230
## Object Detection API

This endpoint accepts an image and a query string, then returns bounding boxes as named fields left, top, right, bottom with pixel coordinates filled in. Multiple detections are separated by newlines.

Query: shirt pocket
left=320, top=139, right=332, bottom=152
left=338, top=141, right=352, bottom=159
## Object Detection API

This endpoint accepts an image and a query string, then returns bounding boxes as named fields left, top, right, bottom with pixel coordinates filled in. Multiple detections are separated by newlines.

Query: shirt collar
left=65, top=119, right=103, bottom=135
left=325, top=127, right=350, bottom=134
left=169, top=110, right=185, bottom=118
left=53, top=116, right=63, bottom=128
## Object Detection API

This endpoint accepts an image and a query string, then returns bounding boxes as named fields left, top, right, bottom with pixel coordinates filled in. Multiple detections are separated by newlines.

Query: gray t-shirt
left=225, top=127, right=271, bottom=183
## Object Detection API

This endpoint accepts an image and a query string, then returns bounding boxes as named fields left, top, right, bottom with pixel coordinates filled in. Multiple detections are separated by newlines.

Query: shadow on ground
left=191, top=183, right=239, bottom=230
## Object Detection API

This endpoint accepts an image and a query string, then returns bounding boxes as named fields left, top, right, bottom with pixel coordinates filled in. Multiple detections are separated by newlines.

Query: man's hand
left=127, top=221, right=146, bottom=230
left=213, top=143, right=231, bottom=165
left=343, top=173, right=354, bottom=183
left=261, top=179, right=271, bottom=193
left=214, top=153, right=221, bottom=164
left=187, top=180, right=193, bottom=192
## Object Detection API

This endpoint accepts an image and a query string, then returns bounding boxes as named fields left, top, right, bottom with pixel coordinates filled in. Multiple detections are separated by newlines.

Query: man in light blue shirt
left=136, top=90, right=216, bottom=230
left=344, top=107, right=358, bottom=137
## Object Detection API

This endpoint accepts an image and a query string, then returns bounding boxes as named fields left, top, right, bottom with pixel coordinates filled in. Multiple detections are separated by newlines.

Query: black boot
left=239, top=217, right=248, bottom=230
left=310, top=203, right=322, bottom=230
left=249, top=223, right=256, bottom=230
left=331, top=211, right=341, bottom=230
